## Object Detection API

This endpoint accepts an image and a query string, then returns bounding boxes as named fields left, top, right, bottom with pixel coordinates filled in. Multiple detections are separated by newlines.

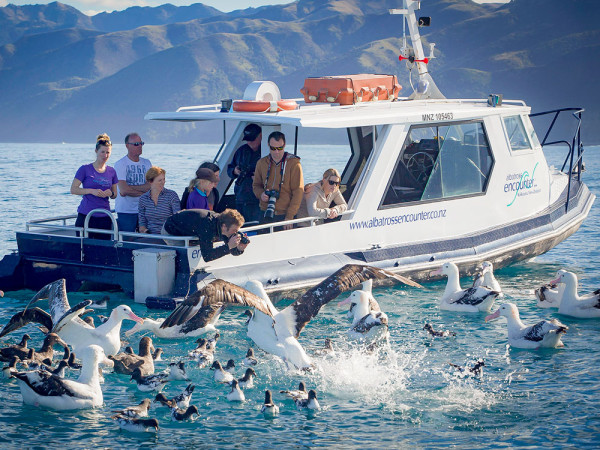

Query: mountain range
left=0, top=0, right=598, bottom=144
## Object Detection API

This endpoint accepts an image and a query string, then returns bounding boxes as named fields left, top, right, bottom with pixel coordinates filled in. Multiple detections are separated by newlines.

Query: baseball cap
left=243, top=123, right=261, bottom=141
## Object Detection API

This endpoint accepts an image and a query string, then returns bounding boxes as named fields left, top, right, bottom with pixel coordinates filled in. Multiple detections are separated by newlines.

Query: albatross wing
left=281, top=264, right=420, bottom=337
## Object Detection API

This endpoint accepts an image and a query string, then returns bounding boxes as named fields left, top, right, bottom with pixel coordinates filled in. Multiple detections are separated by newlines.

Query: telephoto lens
left=264, top=190, right=279, bottom=219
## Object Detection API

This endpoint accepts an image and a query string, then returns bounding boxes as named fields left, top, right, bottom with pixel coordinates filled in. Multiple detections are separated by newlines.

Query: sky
left=0, top=0, right=509, bottom=16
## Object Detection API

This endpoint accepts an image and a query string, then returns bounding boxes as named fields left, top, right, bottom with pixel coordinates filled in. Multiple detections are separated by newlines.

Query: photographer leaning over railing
left=161, top=208, right=249, bottom=262
left=252, top=131, right=304, bottom=232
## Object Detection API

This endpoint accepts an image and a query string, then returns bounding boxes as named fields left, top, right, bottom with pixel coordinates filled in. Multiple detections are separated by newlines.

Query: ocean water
left=0, top=143, right=598, bottom=448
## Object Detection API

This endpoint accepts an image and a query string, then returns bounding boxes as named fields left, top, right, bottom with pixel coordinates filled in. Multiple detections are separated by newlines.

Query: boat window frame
left=378, top=118, right=495, bottom=210
left=502, top=114, right=534, bottom=153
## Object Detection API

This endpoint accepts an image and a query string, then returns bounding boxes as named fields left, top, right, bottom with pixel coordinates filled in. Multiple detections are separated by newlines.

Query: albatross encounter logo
left=505, top=163, right=540, bottom=206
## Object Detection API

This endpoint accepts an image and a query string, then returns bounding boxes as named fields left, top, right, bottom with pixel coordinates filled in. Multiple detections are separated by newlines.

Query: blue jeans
left=117, top=213, right=138, bottom=232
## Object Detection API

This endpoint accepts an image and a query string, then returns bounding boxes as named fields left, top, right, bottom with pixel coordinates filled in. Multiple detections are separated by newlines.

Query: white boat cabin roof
left=145, top=97, right=530, bottom=129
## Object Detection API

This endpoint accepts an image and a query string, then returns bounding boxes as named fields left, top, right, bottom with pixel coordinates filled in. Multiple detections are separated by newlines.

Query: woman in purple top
left=185, top=168, right=219, bottom=210
left=70, top=133, right=118, bottom=239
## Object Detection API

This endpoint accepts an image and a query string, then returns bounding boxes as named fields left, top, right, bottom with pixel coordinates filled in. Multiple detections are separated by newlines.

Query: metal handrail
left=529, top=107, right=585, bottom=212
left=242, top=209, right=356, bottom=233
left=84, top=209, right=119, bottom=240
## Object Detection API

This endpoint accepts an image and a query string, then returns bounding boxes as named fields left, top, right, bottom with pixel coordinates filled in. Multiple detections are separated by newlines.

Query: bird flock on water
left=0, top=261, right=597, bottom=432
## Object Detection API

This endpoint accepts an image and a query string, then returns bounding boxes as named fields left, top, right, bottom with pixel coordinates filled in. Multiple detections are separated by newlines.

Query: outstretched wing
left=0, top=307, right=53, bottom=338
left=26, top=279, right=71, bottom=325
left=52, top=300, right=93, bottom=334
left=160, top=279, right=273, bottom=330
left=281, top=264, right=421, bottom=338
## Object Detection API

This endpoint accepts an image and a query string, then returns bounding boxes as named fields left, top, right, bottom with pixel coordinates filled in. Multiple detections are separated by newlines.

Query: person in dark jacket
left=161, top=208, right=248, bottom=262
left=227, top=123, right=261, bottom=223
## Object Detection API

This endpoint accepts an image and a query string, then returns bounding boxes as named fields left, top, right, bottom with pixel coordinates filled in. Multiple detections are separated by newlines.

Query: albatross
left=0, top=279, right=143, bottom=356
left=126, top=280, right=275, bottom=338
left=243, top=264, right=421, bottom=370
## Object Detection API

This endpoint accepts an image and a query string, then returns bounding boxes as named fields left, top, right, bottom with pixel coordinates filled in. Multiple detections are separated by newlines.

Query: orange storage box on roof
left=300, top=74, right=402, bottom=106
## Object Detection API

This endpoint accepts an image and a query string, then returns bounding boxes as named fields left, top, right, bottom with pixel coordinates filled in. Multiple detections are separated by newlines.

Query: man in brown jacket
left=252, top=131, right=304, bottom=230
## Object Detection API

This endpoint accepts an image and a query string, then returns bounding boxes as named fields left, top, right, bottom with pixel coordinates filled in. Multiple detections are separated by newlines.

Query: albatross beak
left=430, top=268, right=442, bottom=277
left=128, top=312, right=144, bottom=324
left=337, top=297, right=351, bottom=307
left=485, top=310, right=500, bottom=322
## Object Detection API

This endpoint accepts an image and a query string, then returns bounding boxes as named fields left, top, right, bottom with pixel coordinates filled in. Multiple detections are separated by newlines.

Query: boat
left=0, top=0, right=594, bottom=302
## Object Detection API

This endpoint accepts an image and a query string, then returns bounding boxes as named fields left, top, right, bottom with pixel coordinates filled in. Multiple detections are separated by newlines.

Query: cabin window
left=503, top=115, right=532, bottom=151
left=381, top=121, right=493, bottom=207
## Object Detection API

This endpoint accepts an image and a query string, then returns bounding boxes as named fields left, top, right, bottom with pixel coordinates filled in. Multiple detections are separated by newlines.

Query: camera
left=264, top=189, right=280, bottom=219
left=235, top=166, right=250, bottom=183
left=237, top=231, right=250, bottom=245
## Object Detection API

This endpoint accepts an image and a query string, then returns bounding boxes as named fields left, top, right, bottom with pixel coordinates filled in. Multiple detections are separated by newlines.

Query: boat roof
left=145, top=97, right=530, bottom=129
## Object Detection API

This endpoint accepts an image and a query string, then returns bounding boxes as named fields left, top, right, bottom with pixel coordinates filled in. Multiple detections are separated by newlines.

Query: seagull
left=280, top=381, right=308, bottom=400
left=0, top=279, right=143, bottom=355
left=113, top=416, right=159, bottom=432
left=126, top=280, right=275, bottom=339
left=2, top=356, right=20, bottom=379
left=235, top=368, right=256, bottom=389
left=242, top=348, right=258, bottom=366
left=210, top=361, right=234, bottom=384
left=130, top=368, right=169, bottom=392
left=244, top=264, right=421, bottom=370
left=168, top=361, right=190, bottom=381
left=485, top=303, right=568, bottom=349
left=423, top=323, right=456, bottom=337
left=188, top=337, right=215, bottom=368
left=550, top=271, right=600, bottom=318
left=449, top=358, right=485, bottom=376
left=87, top=295, right=109, bottom=310
left=111, top=398, right=152, bottom=418
left=294, top=389, right=320, bottom=411
left=535, top=270, right=568, bottom=309
left=14, top=344, right=113, bottom=410
left=224, top=359, right=236, bottom=373
left=261, top=390, right=279, bottom=417
left=313, top=338, right=335, bottom=357
left=155, top=383, right=195, bottom=409
left=226, top=380, right=245, bottom=402
left=152, top=348, right=163, bottom=361
left=171, top=405, right=199, bottom=421
left=431, top=262, right=499, bottom=312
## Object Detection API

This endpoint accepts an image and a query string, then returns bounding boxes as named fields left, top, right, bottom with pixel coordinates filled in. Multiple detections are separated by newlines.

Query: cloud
left=0, top=0, right=7, bottom=6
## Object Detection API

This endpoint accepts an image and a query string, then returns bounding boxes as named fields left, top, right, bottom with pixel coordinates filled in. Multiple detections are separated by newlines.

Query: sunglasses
left=328, top=180, right=340, bottom=186
left=269, top=145, right=285, bottom=151
left=128, top=141, right=144, bottom=147
left=98, top=140, right=111, bottom=146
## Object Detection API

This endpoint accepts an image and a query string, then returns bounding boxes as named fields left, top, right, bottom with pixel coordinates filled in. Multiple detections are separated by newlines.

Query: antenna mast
left=390, top=0, right=444, bottom=99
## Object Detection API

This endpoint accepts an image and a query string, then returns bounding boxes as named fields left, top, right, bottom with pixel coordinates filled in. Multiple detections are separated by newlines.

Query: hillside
left=0, top=0, right=597, bottom=143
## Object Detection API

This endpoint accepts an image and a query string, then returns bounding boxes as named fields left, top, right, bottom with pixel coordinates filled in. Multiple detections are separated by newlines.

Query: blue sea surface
left=0, top=143, right=598, bottom=448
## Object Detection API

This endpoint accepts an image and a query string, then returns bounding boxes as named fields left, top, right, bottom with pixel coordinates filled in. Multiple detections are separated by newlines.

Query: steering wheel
left=406, top=151, right=435, bottom=186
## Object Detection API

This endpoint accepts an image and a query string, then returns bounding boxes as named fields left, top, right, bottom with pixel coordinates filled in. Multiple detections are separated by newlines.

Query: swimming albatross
left=244, top=264, right=421, bottom=370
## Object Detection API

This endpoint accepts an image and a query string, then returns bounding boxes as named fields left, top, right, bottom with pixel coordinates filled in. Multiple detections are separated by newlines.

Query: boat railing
left=530, top=107, right=584, bottom=211
left=24, top=209, right=356, bottom=249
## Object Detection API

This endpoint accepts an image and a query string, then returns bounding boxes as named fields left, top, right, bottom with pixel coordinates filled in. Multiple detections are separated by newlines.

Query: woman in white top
left=297, top=168, right=347, bottom=226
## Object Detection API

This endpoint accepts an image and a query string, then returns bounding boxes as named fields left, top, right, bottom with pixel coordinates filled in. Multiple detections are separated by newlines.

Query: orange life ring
left=232, top=99, right=298, bottom=113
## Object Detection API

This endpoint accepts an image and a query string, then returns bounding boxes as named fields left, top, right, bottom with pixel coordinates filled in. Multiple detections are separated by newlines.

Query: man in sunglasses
left=252, top=131, right=304, bottom=231
left=114, top=132, right=152, bottom=232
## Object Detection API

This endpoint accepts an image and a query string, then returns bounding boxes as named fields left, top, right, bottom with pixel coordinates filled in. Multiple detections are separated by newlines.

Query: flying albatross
left=126, top=279, right=275, bottom=339
left=243, top=264, right=422, bottom=370
left=0, top=279, right=143, bottom=355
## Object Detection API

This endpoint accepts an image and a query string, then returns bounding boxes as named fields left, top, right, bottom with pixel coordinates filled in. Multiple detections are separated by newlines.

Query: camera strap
left=264, top=152, right=288, bottom=192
